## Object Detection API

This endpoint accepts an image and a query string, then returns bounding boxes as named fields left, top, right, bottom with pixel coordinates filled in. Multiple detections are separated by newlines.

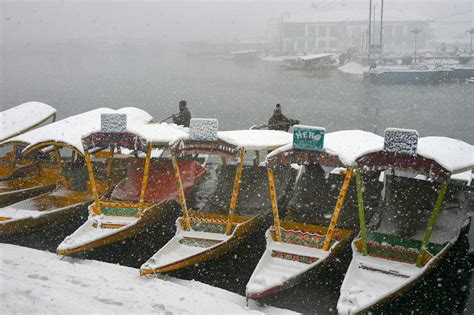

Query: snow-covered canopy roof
left=417, top=137, right=474, bottom=174
left=218, top=130, right=293, bottom=151
left=356, top=136, right=474, bottom=177
left=0, top=102, right=57, bottom=142
left=3, top=107, right=153, bottom=155
left=267, top=130, right=384, bottom=167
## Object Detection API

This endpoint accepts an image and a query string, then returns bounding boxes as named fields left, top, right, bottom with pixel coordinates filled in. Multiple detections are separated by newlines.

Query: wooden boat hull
left=0, top=198, right=90, bottom=237
left=246, top=221, right=353, bottom=300
left=337, top=237, right=452, bottom=314
left=57, top=200, right=177, bottom=255
left=0, top=183, right=57, bottom=208
left=140, top=211, right=267, bottom=275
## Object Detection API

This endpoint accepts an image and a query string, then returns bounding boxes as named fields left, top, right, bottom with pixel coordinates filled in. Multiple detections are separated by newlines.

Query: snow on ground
left=0, top=244, right=296, bottom=314
left=338, top=62, right=368, bottom=75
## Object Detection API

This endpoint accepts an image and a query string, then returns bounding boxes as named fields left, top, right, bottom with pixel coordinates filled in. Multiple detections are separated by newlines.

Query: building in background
left=280, top=9, right=430, bottom=54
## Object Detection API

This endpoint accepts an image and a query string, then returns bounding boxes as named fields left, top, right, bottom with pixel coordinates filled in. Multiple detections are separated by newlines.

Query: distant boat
left=281, top=53, right=333, bottom=71
left=365, top=64, right=455, bottom=84
left=227, top=50, right=258, bottom=62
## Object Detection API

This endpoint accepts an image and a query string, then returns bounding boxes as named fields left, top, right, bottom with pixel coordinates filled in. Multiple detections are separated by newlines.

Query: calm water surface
left=1, top=44, right=473, bottom=314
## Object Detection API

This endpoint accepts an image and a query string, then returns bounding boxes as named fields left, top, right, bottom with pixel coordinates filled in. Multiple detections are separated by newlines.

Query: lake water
left=1, top=44, right=473, bottom=313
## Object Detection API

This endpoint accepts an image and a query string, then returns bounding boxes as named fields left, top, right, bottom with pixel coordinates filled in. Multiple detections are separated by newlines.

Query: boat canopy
left=266, top=130, right=384, bottom=168
left=356, top=130, right=474, bottom=179
left=218, top=130, right=293, bottom=151
left=0, top=102, right=57, bottom=142
left=3, top=107, right=153, bottom=156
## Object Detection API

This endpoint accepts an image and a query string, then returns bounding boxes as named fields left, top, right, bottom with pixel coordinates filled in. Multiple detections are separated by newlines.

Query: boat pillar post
left=226, top=148, right=245, bottom=235
left=267, top=167, right=282, bottom=242
left=356, top=170, right=368, bottom=256
left=85, top=150, right=101, bottom=215
left=171, top=154, right=191, bottom=231
left=220, top=155, right=227, bottom=166
left=138, top=143, right=153, bottom=210
left=416, top=180, right=448, bottom=267
left=323, top=168, right=353, bottom=251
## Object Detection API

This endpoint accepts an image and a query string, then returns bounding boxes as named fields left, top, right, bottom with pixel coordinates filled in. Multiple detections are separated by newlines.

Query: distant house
left=280, top=9, right=430, bottom=54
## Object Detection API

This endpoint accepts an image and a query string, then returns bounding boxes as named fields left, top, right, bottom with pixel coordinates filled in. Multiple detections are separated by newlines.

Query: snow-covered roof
left=218, top=130, right=293, bottom=151
left=417, top=137, right=474, bottom=174
left=0, top=102, right=57, bottom=142
left=128, top=123, right=189, bottom=146
left=299, top=53, right=332, bottom=61
left=267, top=130, right=384, bottom=166
left=3, top=107, right=153, bottom=155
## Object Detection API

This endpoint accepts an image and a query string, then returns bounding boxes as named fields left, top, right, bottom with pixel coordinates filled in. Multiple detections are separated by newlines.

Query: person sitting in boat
left=268, top=104, right=299, bottom=131
left=172, top=100, right=192, bottom=127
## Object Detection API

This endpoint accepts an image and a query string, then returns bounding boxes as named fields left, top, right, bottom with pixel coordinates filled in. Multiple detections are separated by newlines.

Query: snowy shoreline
left=0, top=243, right=297, bottom=314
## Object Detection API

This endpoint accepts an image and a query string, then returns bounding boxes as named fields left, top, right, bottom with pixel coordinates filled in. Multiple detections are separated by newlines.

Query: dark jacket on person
left=173, top=108, right=192, bottom=127
left=268, top=113, right=299, bottom=131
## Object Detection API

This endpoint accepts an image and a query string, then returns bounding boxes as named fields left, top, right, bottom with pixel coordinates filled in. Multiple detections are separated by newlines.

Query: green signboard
left=293, top=125, right=325, bottom=151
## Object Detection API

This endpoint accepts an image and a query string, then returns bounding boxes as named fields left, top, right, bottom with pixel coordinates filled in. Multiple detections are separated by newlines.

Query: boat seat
left=355, top=232, right=445, bottom=266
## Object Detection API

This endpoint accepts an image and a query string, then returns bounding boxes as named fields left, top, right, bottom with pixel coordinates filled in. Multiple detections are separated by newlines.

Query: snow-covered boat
left=337, top=129, right=474, bottom=314
left=140, top=120, right=295, bottom=275
left=246, top=128, right=384, bottom=300
left=0, top=102, right=56, bottom=178
left=57, top=117, right=206, bottom=255
left=0, top=107, right=153, bottom=236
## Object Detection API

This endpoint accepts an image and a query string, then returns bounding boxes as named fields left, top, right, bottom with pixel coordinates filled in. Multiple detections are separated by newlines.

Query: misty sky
left=1, top=0, right=473, bottom=45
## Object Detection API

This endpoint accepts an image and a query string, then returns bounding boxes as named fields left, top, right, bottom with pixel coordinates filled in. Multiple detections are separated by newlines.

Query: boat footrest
left=179, top=237, right=222, bottom=248
left=271, top=250, right=318, bottom=264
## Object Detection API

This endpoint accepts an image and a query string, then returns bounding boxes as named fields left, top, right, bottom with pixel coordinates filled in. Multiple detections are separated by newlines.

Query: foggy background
left=2, top=0, right=473, bottom=46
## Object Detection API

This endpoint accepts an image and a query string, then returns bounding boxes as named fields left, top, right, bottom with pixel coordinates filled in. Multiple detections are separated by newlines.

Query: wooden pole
left=138, top=143, right=153, bottom=210
left=225, top=148, right=245, bottom=235
left=268, top=168, right=282, bottom=242
left=416, top=180, right=448, bottom=267
left=85, top=151, right=101, bottom=215
left=323, top=168, right=353, bottom=251
left=54, top=145, right=62, bottom=173
left=172, top=155, right=191, bottom=231
left=356, top=171, right=368, bottom=256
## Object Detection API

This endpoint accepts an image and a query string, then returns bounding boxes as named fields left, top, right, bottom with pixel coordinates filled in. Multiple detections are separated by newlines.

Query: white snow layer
left=267, top=130, right=384, bottom=166
left=218, top=130, right=293, bottom=151
left=0, top=102, right=56, bottom=142
left=417, top=136, right=474, bottom=174
left=338, top=62, right=369, bottom=75
left=3, top=107, right=153, bottom=154
left=128, top=123, right=189, bottom=146
left=0, top=244, right=296, bottom=315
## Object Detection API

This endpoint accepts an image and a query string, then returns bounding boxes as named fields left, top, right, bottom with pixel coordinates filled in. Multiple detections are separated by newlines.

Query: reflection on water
left=1, top=44, right=473, bottom=144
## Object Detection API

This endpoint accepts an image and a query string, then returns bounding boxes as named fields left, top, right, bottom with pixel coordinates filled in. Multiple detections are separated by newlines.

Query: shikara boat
left=57, top=117, right=206, bottom=255
left=337, top=129, right=474, bottom=314
left=0, top=107, right=153, bottom=236
left=0, top=102, right=56, bottom=178
left=246, top=128, right=384, bottom=300
left=140, top=120, right=296, bottom=275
